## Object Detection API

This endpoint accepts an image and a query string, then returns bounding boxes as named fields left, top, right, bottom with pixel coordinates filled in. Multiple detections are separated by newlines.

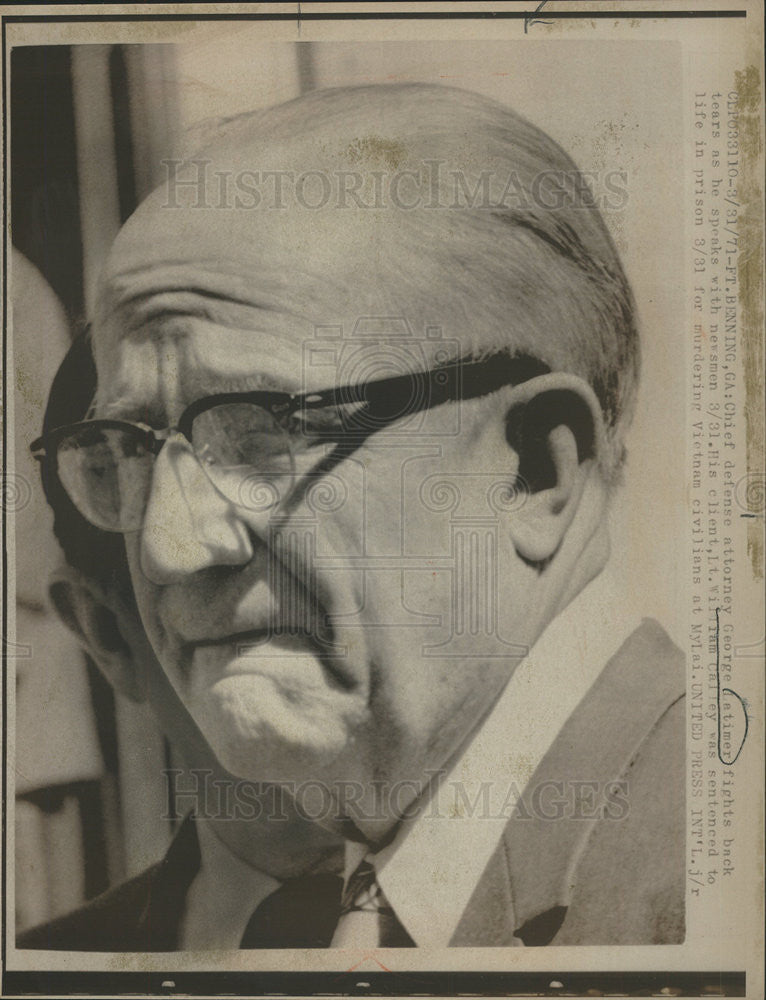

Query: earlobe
left=49, top=566, right=147, bottom=703
left=504, top=378, right=604, bottom=565
left=509, top=423, right=582, bottom=563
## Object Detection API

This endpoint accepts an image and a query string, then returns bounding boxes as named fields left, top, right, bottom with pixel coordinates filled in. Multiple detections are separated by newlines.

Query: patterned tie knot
left=335, top=857, right=415, bottom=946
left=340, top=859, right=382, bottom=915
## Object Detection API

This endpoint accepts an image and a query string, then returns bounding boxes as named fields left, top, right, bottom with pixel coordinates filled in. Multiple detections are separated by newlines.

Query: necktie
left=330, top=858, right=414, bottom=948
left=239, top=873, right=342, bottom=949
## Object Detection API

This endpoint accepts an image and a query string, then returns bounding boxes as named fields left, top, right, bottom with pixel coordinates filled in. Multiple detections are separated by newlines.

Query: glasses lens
left=191, top=403, right=295, bottom=512
left=294, top=373, right=434, bottom=443
left=56, top=425, right=154, bottom=532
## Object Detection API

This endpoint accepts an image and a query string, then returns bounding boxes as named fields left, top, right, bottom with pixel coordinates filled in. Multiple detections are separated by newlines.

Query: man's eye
left=79, top=442, right=117, bottom=469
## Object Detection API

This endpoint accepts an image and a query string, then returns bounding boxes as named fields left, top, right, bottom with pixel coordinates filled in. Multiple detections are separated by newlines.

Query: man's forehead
left=91, top=312, right=465, bottom=421
left=91, top=91, right=514, bottom=411
left=93, top=200, right=463, bottom=398
left=92, top=317, right=303, bottom=415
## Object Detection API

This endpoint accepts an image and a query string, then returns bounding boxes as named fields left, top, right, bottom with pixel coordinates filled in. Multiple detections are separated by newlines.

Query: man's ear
left=48, top=565, right=147, bottom=703
left=503, top=373, right=607, bottom=564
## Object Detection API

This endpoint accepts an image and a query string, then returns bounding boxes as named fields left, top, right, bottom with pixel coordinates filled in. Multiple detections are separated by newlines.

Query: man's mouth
left=182, top=624, right=355, bottom=692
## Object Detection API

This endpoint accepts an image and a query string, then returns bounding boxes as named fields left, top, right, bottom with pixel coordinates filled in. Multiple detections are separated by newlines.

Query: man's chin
left=192, top=670, right=367, bottom=788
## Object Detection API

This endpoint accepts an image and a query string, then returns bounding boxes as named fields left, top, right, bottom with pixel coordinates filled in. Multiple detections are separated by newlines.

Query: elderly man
left=23, top=83, right=684, bottom=949
left=18, top=332, right=343, bottom=951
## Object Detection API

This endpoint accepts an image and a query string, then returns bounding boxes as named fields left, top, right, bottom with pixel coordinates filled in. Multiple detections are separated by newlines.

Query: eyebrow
left=101, top=311, right=305, bottom=412
left=97, top=371, right=302, bottom=427
left=187, top=370, right=301, bottom=396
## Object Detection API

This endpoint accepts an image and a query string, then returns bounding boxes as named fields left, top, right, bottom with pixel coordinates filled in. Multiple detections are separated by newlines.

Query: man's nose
left=139, top=436, right=254, bottom=585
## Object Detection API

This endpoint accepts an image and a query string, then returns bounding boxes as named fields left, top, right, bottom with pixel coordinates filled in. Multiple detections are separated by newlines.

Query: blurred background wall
left=11, top=40, right=311, bottom=932
left=10, top=36, right=683, bottom=932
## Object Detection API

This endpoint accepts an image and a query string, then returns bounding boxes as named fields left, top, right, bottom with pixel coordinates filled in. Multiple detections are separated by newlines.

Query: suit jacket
left=451, top=618, right=685, bottom=946
left=17, top=808, right=201, bottom=951
left=18, top=619, right=684, bottom=950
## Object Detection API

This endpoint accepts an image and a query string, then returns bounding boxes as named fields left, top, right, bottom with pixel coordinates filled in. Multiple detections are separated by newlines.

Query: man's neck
left=333, top=486, right=612, bottom=849
left=175, top=772, right=343, bottom=880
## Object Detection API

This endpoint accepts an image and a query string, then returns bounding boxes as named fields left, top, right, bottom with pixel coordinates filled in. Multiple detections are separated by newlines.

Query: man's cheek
left=125, top=548, right=165, bottom=650
left=402, top=569, right=451, bottom=619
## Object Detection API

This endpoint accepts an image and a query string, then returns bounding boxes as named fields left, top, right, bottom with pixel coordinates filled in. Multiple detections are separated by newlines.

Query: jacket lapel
left=451, top=619, right=684, bottom=946
left=135, top=812, right=200, bottom=950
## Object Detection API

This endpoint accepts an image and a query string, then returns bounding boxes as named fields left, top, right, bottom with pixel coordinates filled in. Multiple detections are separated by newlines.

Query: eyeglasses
left=31, top=352, right=548, bottom=534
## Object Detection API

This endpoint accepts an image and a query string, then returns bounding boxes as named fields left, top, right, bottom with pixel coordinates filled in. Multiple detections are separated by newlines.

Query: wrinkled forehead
left=89, top=90, right=555, bottom=411
left=92, top=95, right=511, bottom=318
left=90, top=135, right=471, bottom=395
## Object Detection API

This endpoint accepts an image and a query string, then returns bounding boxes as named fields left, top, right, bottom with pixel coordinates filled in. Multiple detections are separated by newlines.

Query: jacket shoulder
left=554, top=694, right=686, bottom=944
left=17, top=812, right=199, bottom=951
left=16, top=864, right=159, bottom=951
left=452, top=620, right=686, bottom=947
left=553, top=620, right=686, bottom=944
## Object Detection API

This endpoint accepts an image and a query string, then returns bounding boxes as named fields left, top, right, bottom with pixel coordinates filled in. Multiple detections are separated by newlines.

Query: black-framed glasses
left=30, top=352, right=548, bottom=534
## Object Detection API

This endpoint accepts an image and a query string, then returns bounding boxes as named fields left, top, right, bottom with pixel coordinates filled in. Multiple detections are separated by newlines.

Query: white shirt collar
left=343, top=568, right=639, bottom=948
left=179, top=819, right=280, bottom=951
